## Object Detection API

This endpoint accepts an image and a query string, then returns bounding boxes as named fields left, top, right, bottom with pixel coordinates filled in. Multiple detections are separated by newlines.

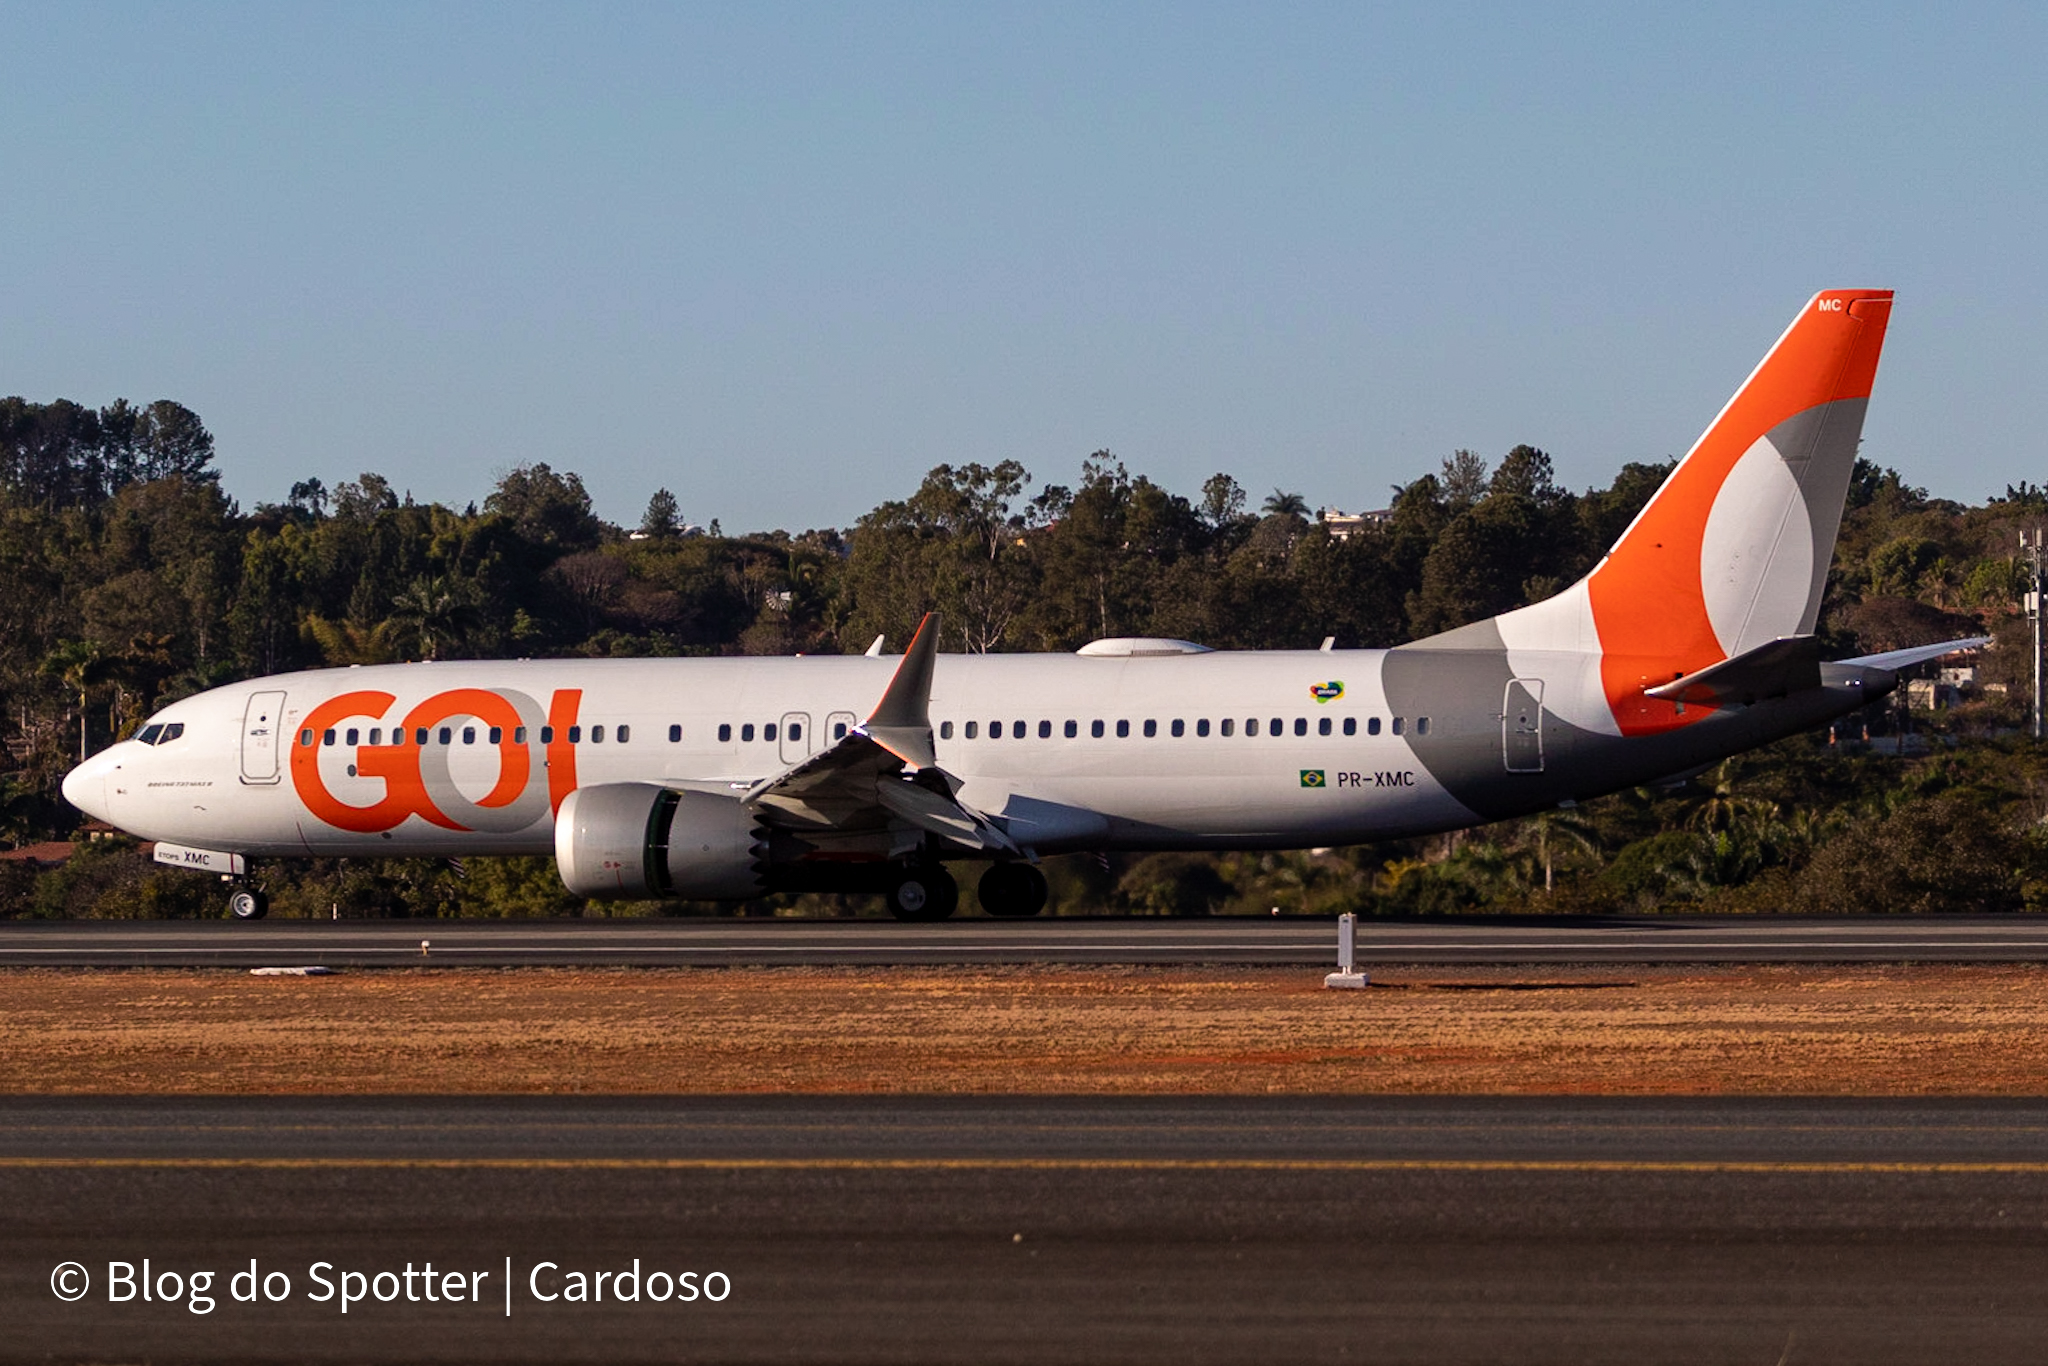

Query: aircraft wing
left=738, top=614, right=1019, bottom=855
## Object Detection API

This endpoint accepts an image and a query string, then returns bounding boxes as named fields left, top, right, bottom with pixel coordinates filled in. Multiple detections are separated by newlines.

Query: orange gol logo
left=290, top=687, right=582, bottom=833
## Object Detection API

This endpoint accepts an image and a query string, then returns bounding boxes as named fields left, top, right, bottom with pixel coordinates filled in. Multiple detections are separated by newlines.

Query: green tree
left=640, top=488, right=682, bottom=537
left=484, top=463, right=601, bottom=553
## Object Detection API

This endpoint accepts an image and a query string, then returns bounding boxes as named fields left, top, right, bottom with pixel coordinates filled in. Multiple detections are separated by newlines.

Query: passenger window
left=834, top=722, right=848, bottom=740
left=669, top=724, right=682, bottom=743
left=1197, top=719, right=1210, bottom=737
left=1342, top=717, right=1356, bottom=736
left=1221, top=719, right=1235, bottom=737
left=138, top=724, right=163, bottom=745
left=1038, top=720, right=1051, bottom=738
left=591, top=725, right=605, bottom=743
left=941, top=721, right=954, bottom=739
left=1171, top=719, right=1185, bottom=737
left=1246, top=718, right=1260, bottom=737
left=1367, top=717, right=1381, bottom=736
left=1116, top=719, right=1130, bottom=738
left=1416, top=717, right=1430, bottom=736
left=990, top=721, right=1003, bottom=739
left=1064, top=720, right=1078, bottom=738
left=369, top=727, right=383, bottom=746
left=1012, top=720, right=1025, bottom=738
left=1091, top=720, right=1105, bottom=738
left=781, top=724, right=793, bottom=742
left=965, top=721, right=978, bottom=739
left=484, top=727, right=498, bottom=745
left=718, top=724, right=731, bottom=743
left=541, top=726, right=555, bottom=744
left=1316, top=718, right=1329, bottom=736
left=346, top=728, right=360, bottom=747
left=763, top=723, right=776, bottom=742
left=515, top=727, right=529, bottom=745
left=1270, top=718, right=1282, bottom=736
left=1392, top=717, right=1405, bottom=736
left=413, top=728, right=427, bottom=746
left=1143, top=719, right=1157, bottom=738
left=1297, top=718, right=1310, bottom=737
left=568, top=725, right=582, bottom=744
left=299, top=729, right=313, bottom=748
left=741, top=724, right=754, bottom=742
left=323, top=729, right=337, bottom=747
left=463, top=727, right=477, bottom=745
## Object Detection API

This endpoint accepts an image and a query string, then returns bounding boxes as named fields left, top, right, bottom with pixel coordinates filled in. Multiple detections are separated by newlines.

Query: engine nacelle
left=554, top=783, right=766, bottom=900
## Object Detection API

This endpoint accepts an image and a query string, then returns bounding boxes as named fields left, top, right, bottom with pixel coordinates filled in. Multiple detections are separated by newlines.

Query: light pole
left=2025, top=529, right=2044, bottom=741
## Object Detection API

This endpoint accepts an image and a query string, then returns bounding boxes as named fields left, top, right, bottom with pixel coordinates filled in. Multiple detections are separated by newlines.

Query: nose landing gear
left=227, top=884, right=269, bottom=920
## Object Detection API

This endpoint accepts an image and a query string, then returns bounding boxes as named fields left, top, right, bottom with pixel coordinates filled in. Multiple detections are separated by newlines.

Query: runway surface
left=8, top=1096, right=2048, bottom=1363
left=11, top=913, right=2048, bottom=966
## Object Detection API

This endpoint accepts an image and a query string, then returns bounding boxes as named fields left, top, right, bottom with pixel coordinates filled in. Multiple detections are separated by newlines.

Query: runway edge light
left=1325, top=912, right=1368, bottom=989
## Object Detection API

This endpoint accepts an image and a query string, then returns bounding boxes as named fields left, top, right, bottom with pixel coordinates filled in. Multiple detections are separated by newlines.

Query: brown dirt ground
left=11, top=964, right=2048, bottom=1094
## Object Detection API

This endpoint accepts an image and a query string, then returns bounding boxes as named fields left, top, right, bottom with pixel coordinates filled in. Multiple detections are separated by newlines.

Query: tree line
left=2, top=394, right=2043, bottom=917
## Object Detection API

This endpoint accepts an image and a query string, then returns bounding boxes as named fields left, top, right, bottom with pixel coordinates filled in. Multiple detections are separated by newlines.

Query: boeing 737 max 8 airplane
left=61, top=290, right=1976, bottom=919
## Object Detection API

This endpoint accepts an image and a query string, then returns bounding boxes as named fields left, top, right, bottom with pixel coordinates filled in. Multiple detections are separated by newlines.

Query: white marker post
left=1324, top=912, right=1368, bottom=989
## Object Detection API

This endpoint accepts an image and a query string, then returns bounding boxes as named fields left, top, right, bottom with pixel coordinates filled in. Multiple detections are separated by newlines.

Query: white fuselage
left=63, top=649, right=1479, bottom=860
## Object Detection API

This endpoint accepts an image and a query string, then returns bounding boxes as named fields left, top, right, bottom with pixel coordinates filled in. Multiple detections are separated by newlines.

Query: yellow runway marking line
left=5, top=1157, right=2048, bottom=1174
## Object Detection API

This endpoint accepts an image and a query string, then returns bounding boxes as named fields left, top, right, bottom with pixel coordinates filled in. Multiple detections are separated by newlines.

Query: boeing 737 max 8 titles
left=61, top=290, right=1977, bottom=919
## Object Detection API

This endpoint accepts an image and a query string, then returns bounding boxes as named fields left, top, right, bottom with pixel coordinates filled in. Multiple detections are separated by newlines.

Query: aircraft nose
left=60, top=754, right=111, bottom=823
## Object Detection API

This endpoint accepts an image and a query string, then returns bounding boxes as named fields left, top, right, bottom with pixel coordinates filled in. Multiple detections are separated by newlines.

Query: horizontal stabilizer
left=1836, top=636, right=1990, bottom=673
left=1644, top=635, right=1822, bottom=709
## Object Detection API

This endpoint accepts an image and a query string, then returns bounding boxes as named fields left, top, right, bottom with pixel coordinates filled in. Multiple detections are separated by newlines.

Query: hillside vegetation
left=3, top=396, right=2043, bottom=918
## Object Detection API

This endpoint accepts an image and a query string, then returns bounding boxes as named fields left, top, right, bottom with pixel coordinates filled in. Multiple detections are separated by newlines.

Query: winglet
left=861, top=612, right=939, bottom=770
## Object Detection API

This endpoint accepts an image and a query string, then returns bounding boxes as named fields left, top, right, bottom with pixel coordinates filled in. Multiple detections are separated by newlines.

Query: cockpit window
left=158, top=723, right=184, bottom=744
left=136, top=724, right=164, bottom=745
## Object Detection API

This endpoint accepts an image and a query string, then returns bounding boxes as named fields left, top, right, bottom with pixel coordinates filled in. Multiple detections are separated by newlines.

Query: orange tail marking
left=1588, top=291, right=1893, bottom=736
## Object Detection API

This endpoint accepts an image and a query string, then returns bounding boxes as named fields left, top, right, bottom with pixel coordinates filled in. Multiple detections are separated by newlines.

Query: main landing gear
left=883, top=863, right=1049, bottom=921
left=886, top=866, right=959, bottom=922
left=978, top=863, right=1048, bottom=918
left=227, top=883, right=269, bottom=920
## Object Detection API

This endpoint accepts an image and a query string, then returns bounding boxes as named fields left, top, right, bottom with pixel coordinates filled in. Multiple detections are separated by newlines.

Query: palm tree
left=390, top=575, right=481, bottom=661
left=1684, top=759, right=1779, bottom=835
left=1262, top=489, right=1310, bottom=519
left=41, top=641, right=109, bottom=762
left=1516, top=806, right=1602, bottom=893
left=301, top=615, right=404, bottom=666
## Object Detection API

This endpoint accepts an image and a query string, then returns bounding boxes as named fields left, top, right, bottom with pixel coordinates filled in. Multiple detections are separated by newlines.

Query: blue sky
left=5, top=3, right=2043, bottom=531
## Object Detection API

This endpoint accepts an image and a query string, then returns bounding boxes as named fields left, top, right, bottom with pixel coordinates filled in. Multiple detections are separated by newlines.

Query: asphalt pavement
left=9, top=913, right=2048, bottom=966
left=9, top=1096, right=2048, bottom=1363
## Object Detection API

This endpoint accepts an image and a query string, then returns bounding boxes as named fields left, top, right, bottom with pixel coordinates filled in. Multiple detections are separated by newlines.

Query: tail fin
left=1585, top=289, right=1892, bottom=729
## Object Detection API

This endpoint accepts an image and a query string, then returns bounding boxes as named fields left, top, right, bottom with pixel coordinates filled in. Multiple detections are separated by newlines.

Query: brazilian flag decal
left=1299, top=770, right=1326, bottom=788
